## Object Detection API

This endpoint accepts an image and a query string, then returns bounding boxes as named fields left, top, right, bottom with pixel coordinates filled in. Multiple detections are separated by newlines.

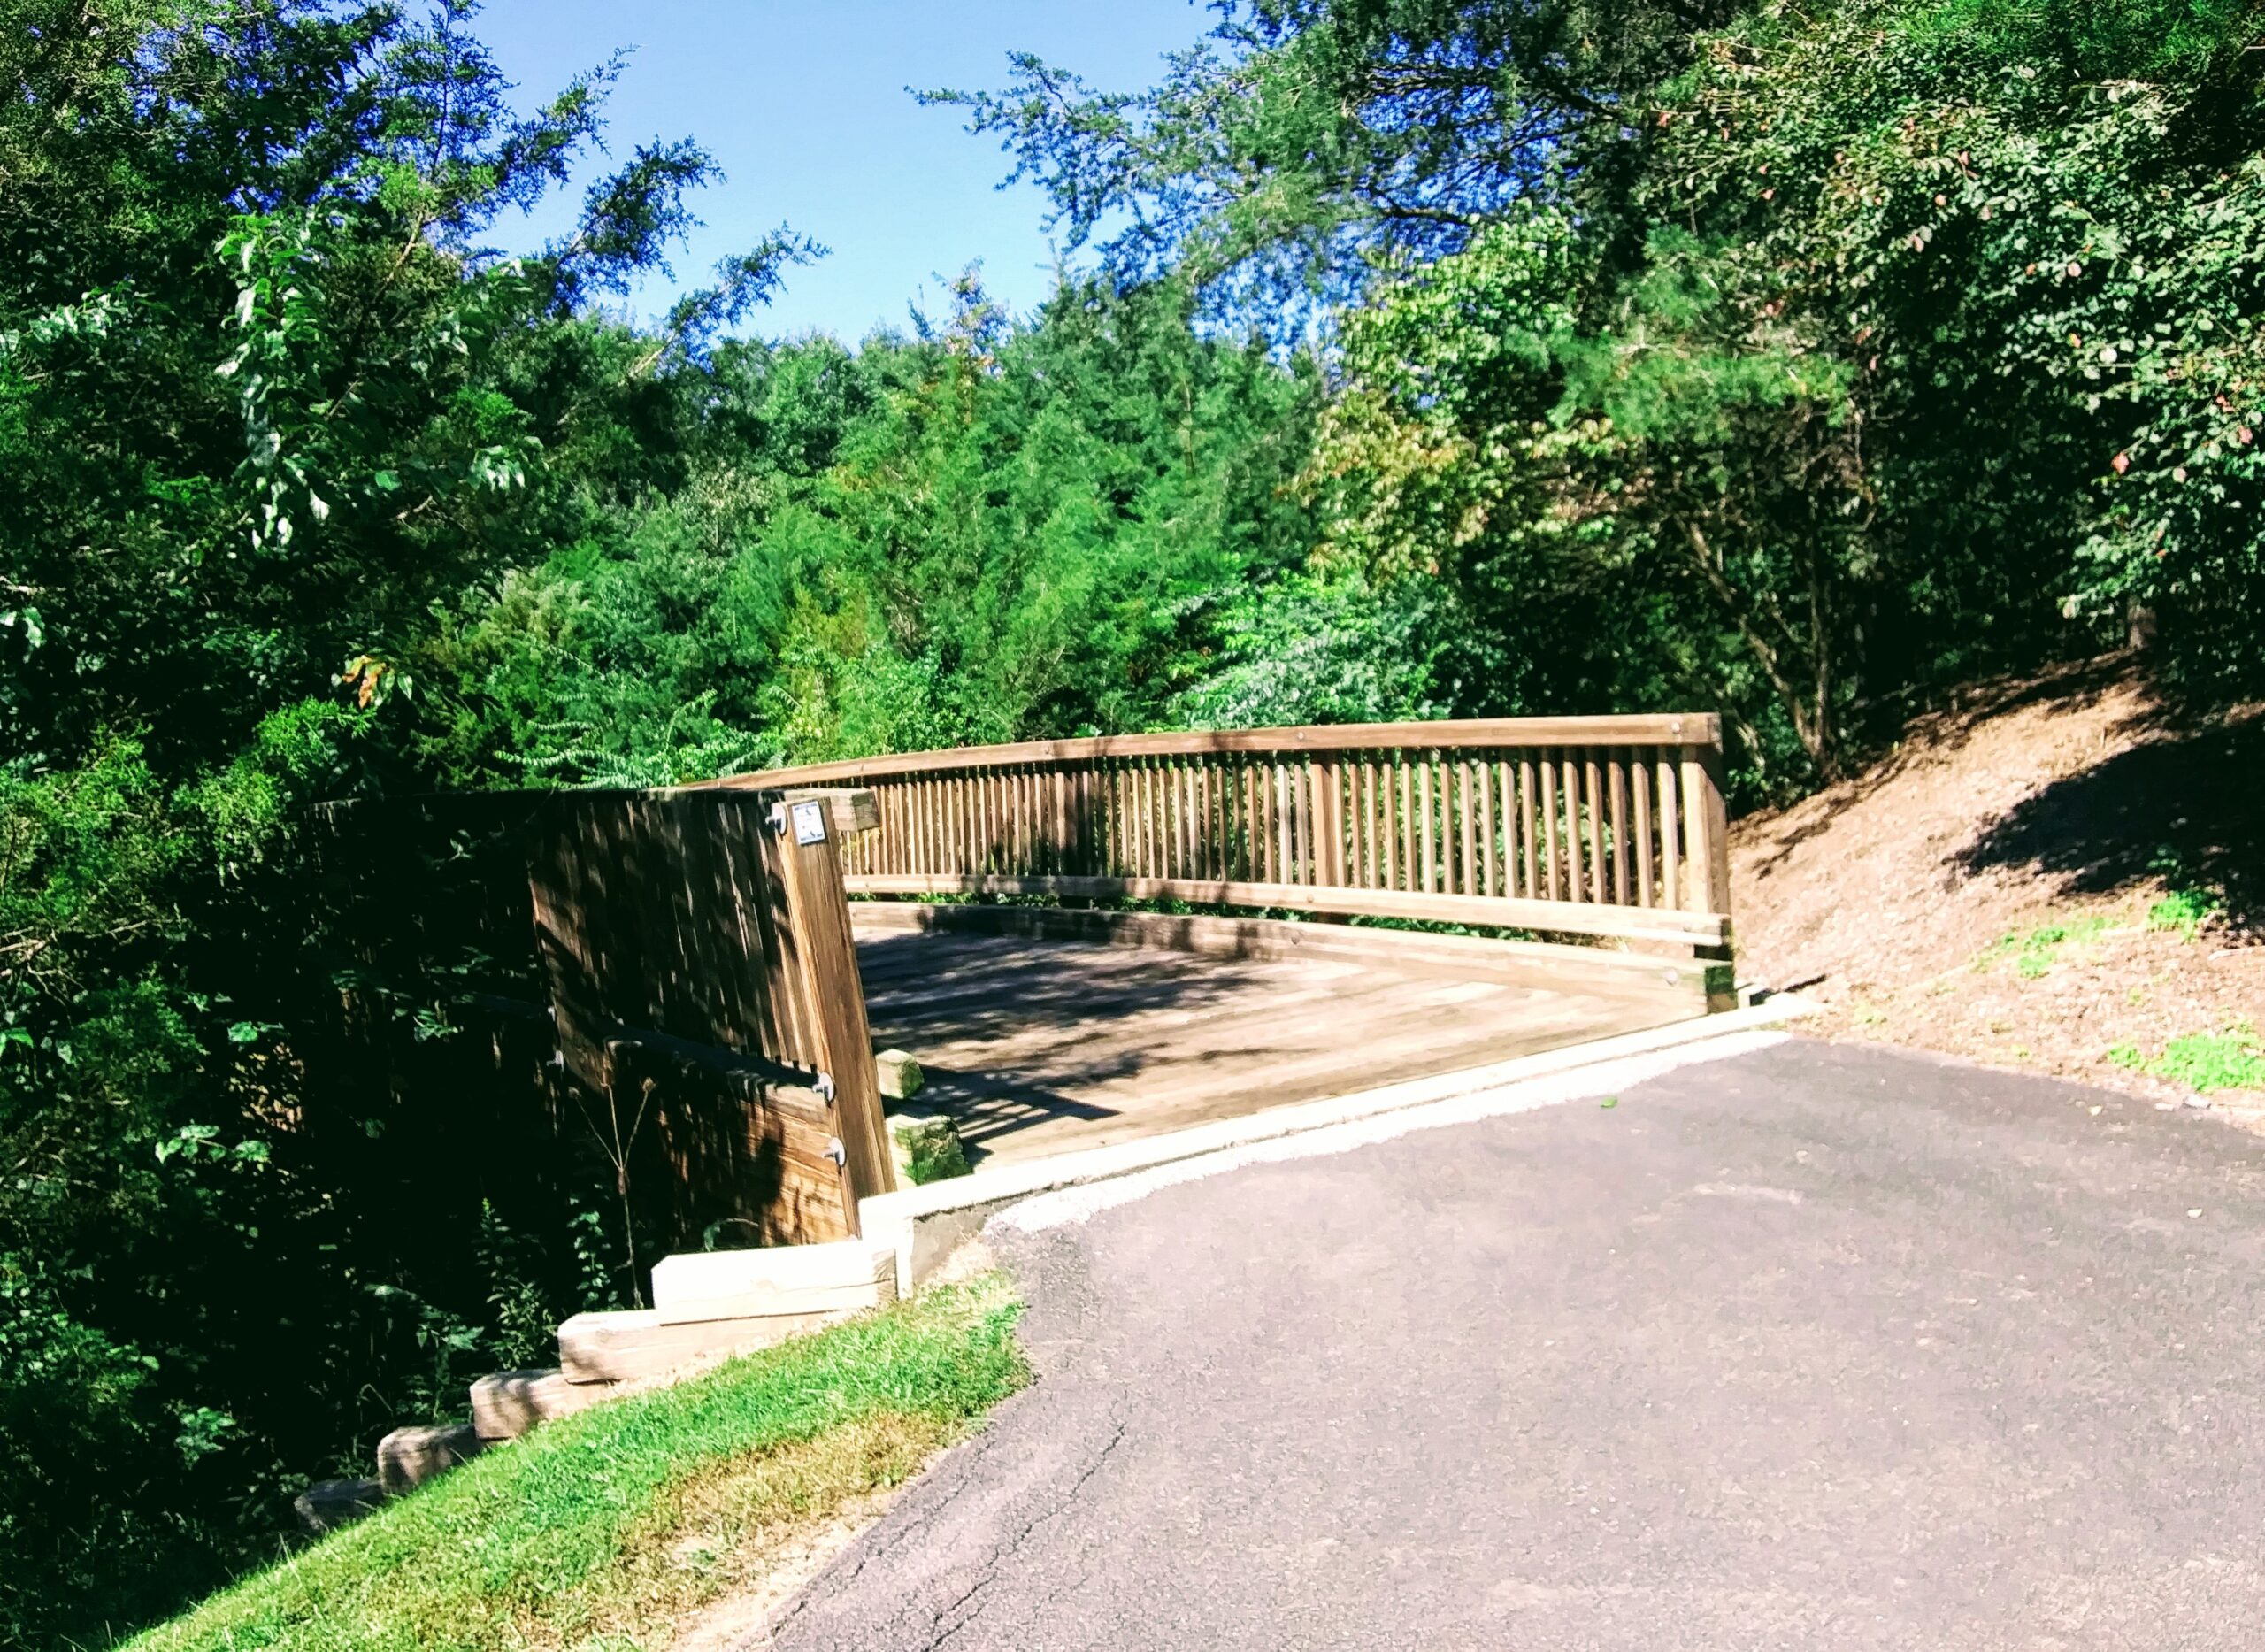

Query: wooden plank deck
left=852, top=911, right=1708, bottom=1170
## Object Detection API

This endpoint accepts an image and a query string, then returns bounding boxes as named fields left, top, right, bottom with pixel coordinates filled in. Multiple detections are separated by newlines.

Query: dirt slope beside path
left=1731, top=656, right=2265, bottom=1117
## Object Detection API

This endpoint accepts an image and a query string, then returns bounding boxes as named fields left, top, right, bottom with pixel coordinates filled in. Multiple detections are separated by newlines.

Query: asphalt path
left=763, top=1037, right=2265, bottom=1649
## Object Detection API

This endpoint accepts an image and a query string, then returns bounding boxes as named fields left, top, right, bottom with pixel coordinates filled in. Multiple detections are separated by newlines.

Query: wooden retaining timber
left=712, top=715, right=1735, bottom=957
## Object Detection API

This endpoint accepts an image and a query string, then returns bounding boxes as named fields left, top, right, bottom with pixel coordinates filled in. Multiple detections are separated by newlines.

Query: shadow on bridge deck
left=852, top=911, right=1709, bottom=1172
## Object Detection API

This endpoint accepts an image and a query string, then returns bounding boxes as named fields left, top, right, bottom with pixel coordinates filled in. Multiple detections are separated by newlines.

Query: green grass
left=1975, top=914, right=2118, bottom=979
left=127, top=1277, right=1025, bottom=1652
left=2146, top=887, right=2223, bottom=943
left=2108, top=1024, right=2265, bottom=1094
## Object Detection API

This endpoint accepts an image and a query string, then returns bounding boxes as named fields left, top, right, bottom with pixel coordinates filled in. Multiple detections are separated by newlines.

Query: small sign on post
left=790, top=800, right=828, bottom=845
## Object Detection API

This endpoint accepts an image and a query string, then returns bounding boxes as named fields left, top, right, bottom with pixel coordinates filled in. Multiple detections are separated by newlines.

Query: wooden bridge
left=321, top=714, right=1735, bottom=1280
left=722, top=713, right=1735, bottom=1172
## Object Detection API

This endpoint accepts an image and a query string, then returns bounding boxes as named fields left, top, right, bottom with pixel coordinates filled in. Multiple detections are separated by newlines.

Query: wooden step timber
left=843, top=872, right=1729, bottom=952
left=376, top=1423, right=482, bottom=1496
left=557, top=1307, right=851, bottom=1384
left=470, top=1368, right=615, bottom=1441
left=696, top=713, right=1720, bottom=787
left=649, top=1240, right=896, bottom=1326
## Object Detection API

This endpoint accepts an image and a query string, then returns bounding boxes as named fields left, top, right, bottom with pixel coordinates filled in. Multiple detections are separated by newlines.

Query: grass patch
left=2108, top=1024, right=2265, bottom=1094
left=2146, top=887, right=2223, bottom=942
left=126, top=1276, right=1025, bottom=1652
left=1975, top=914, right=2117, bottom=979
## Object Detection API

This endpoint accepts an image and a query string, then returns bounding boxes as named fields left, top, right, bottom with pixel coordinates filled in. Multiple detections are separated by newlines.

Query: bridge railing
left=718, top=716, right=1732, bottom=954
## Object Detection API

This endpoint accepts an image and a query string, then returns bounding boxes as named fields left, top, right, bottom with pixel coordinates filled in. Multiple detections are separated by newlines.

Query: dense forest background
left=4, top=0, right=2262, bottom=1640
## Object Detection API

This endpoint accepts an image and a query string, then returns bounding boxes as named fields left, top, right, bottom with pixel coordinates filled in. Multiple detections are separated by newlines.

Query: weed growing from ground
left=2108, top=1025, right=2265, bottom=1094
left=2147, top=887, right=2223, bottom=943
left=1976, top=915, right=2118, bottom=979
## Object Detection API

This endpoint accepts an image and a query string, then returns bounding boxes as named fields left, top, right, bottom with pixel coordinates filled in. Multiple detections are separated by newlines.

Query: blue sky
left=472, top=1, right=1212, bottom=343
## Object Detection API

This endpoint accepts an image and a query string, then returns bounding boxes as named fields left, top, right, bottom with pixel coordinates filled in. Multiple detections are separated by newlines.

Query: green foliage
left=2148, top=887, right=2222, bottom=941
left=0, top=3, right=787, bottom=1640
left=2110, top=1025, right=2265, bottom=1092
left=435, top=272, right=1329, bottom=781
left=974, top=0, right=2265, bottom=790
left=1974, top=915, right=2117, bottom=977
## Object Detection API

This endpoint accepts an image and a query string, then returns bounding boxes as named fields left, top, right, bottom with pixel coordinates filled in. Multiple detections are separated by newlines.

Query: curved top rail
left=699, top=713, right=1721, bottom=789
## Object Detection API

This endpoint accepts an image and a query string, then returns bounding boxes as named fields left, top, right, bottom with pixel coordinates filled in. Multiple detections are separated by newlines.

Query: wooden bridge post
left=1679, top=739, right=1738, bottom=1010
left=769, top=792, right=897, bottom=1213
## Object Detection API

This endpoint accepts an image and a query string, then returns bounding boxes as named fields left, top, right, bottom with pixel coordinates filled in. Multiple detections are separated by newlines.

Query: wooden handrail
left=708, top=716, right=1734, bottom=957
left=698, top=713, right=1718, bottom=788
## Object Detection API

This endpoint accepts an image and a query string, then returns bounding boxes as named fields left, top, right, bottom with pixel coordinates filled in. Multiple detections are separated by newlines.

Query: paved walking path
left=765, top=1038, right=2265, bottom=1649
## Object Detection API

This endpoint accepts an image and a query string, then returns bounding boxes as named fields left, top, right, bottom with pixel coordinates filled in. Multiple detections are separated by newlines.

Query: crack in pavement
left=922, top=1412, right=1129, bottom=1652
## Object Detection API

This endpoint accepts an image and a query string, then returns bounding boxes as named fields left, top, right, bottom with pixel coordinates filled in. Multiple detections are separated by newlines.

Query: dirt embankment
left=1731, top=657, right=2265, bottom=1118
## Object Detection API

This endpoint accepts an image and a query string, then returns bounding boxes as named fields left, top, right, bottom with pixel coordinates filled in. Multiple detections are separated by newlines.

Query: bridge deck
left=852, top=911, right=1708, bottom=1171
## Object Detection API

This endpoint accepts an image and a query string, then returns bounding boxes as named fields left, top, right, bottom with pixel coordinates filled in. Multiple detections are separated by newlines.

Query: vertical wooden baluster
left=1261, top=763, right=1278, bottom=884
left=1394, top=757, right=1411, bottom=892
left=1006, top=767, right=1020, bottom=875
left=1417, top=758, right=1436, bottom=894
left=1631, top=754, right=1655, bottom=908
left=1609, top=757, right=1631, bottom=906
left=1286, top=761, right=1304, bottom=885
left=1112, top=763, right=1127, bottom=878
left=1507, top=758, right=1523, bottom=897
left=1089, top=765, right=1102, bottom=878
left=1584, top=749, right=1606, bottom=903
left=965, top=770, right=979, bottom=877
left=1126, top=759, right=1142, bottom=881
left=1159, top=761, right=1178, bottom=883
left=1234, top=759, right=1249, bottom=881
left=1188, top=760, right=1204, bottom=880
left=1152, top=757, right=1168, bottom=883
left=1122, top=761, right=1137, bottom=880
left=1539, top=758, right=1561, bottom=900
left=1156, top=758, right=1172, bottom=880
left=1003, top=767, right=1017, bottom=875
left=1555, top=752, right=1578, bottom=903
left=1479, top=759, right=1498, bottom=898
left=1354, top=759, right=1371, bottom=889
left=1150, top=757, right=1163, bottom=883
left=1457, top=758, right=1477, bottom=896
left=1022, top=766, right=1036, bottom=875
left=1434, top=757, right=1451, bottom=894
left=992, top=768, right=1008, bottom=878
left=1166, top=757, right=1180, bottom=882
left=973, top=769, right=989, bottom=877
left=1213, top=759, right=1228, bottom=885
left=1516, top=757, right=1536, bottom=898
left=1656, top=751, right=1680, bottom=911
left=1178, top=757, right=1194, bottom=880
left=1019, top=765, right=1037, bottom=883
left=1196, top=760, right=1209, bottom=884
left=1191, top=760, right=1206, bottom=880
left=969, top=769, right=984, bottom=877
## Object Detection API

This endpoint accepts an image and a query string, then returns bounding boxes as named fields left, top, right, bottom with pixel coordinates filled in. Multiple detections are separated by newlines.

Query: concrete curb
left=862, top=995, right=1820, bottom=1290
